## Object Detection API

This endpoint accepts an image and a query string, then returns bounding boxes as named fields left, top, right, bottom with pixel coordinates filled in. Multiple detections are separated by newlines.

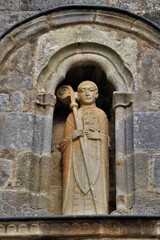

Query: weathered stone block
left=0, top=12, right=21, bottom=36
left=140, top=49, right=160, bottom=89
left=15, top=152, right=33, bottom=189
left=0, top=113, right=6, bottom=143
left=51, top=152, right=62, bottom=186
left=134, top=152, right=149, bottom=189
left=0, top=0, right=20, bottom=11
left=20, top=0, right=111, bottom=11
left=143, top=12, right=160, bottom=26
left=29, top=153, right=40, bottom=194
left=135, top=190, right=160, bottom=206
left=132, top=204, right=160, bottom=215
left=118, top=0, right=160, bottom=15
left=32, top=115, right=53, bottom=154
left=11, top=16, right=49, bottom=46
left=0, top=190, right=49, bottom=216
left=0, top=93, right=10, bottom=111
left=0, top=43, right=34, bottom=90
left=0, top=190, right=30, bottom=216
left=149, top=92, right=160, bottom=111
left=115, top=119, right=126, bottom=154
left=134, top=112, right=160, bottom=150
left=133, top=92, right=149, bottom=112
left=39, top=155, right=52, bottom=193
left=0, top=159, right=13, bottom=187
left=0, top=113, right=34, bottom=151
left=0, top=11, right=39, bottom=37
left=12, top=91, right=24, bottom=111
left=126, top=155, right=134, bottom=192
left=23, top=90, right=36, bottom=112
left=49, top=186, right=62, bottom=215
left=152, top=155, right=160, bottom=188
left=125, top=115, right=133, bottom=154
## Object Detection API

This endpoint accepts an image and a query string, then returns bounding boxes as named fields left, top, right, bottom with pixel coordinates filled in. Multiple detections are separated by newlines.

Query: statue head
left=78, top=81, right=98, bottom=92
left=77, top=81, right=98, bottom=106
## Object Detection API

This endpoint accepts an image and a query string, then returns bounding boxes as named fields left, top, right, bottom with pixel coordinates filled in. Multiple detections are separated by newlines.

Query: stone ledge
left=0, top=215, right=159, bottom=239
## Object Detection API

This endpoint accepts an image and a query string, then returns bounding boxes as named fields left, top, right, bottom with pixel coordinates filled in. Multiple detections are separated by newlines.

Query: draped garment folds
left=61, top=106, right=109, bottom=215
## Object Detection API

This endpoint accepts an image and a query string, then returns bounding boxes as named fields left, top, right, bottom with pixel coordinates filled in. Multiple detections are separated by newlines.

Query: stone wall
left=0, top=0, right=160, bottom=37
left=0, top=3, right=160, bottom=217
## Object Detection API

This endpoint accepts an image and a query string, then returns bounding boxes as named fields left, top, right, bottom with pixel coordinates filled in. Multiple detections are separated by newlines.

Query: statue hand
left=85, top=129, right=101, bottom=140
left=72, top=129, right=83, bottom=141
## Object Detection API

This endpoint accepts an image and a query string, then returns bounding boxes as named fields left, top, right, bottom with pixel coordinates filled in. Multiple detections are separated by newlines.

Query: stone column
left=30, top=92, right=56, bottom=211
left=113, top=92, right=134, bottom=213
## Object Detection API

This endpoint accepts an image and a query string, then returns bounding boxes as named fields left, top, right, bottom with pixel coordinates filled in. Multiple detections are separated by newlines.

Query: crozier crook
left=57, top=85, right=99, bottom=213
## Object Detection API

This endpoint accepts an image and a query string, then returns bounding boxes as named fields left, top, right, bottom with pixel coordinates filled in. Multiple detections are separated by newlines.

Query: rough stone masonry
left=0, top=2, right=160, bottom=239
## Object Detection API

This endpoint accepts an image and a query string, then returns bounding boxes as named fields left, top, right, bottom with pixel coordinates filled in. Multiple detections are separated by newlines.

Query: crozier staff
left=59, top=81, right=109, bottom=215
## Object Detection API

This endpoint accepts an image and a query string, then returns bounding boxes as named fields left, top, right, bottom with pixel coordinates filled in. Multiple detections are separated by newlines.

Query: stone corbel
left=36, top=92, right=56, bottom=107
left=112, top=92, right=133, bottom=110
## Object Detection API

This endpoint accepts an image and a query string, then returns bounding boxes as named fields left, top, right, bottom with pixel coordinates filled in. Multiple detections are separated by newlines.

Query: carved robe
left=61, top=106, right=109, bottom=215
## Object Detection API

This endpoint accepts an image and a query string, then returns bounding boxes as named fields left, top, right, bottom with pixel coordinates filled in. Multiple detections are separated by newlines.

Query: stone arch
left=35, top=40, right=135, bottom=214
left=0, top=6, right=159, bottom=72
left=35, top=41, right=137, bottom=213
left=35, top=37, right=136, bottom=213
left=37, top=42, right=134, bottom=93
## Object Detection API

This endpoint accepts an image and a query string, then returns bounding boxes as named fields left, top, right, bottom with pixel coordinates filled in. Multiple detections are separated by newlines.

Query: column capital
left=113, top=91, right=134, bottom=110
left=36, top=92, right=57, bottom=108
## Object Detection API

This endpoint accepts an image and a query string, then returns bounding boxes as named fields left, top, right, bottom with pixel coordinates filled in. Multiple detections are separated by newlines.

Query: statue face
left=78, top=83, right=98, bottom=105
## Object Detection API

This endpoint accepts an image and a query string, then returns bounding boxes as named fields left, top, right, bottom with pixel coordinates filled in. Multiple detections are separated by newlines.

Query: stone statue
left=57, top=81, right=109, bottom=215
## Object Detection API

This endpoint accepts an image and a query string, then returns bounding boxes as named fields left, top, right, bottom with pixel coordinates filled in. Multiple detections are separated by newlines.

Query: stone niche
left=0, top=5, right=160, bottom=221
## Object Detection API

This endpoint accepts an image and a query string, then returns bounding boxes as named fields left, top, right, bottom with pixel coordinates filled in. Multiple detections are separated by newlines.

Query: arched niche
left=36, top=41, right=135, bottom=214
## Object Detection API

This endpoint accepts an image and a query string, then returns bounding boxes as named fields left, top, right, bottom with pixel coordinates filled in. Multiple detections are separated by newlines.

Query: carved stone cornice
left=0, top=215, right=159, bottom=239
